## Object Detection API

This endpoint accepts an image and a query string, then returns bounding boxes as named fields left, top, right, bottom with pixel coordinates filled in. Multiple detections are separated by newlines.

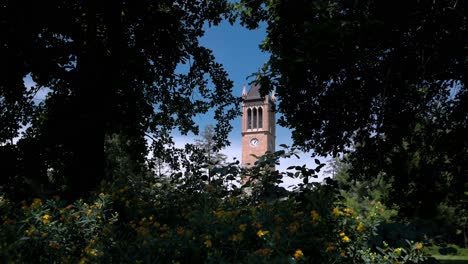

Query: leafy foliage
left=0, top=0, right=239, bottom=199
left=238, top=0, right=467, bottom=222
left=0, top=148, right=430, bottom=263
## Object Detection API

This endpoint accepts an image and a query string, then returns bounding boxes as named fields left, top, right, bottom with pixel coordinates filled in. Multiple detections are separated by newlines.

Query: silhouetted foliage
left=239, top=0, right=467, bottom=221
left=0, top=0, right=238, bottom=199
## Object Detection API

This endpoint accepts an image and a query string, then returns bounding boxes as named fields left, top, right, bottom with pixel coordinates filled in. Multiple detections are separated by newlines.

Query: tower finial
left=242, top=84, right=247, bottom=97
left=271, top=90, right=276, bottom=102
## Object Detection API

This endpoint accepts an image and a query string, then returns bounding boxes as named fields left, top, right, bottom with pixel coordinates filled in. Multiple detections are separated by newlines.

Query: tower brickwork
left=241, top=84, right=276, bottom=168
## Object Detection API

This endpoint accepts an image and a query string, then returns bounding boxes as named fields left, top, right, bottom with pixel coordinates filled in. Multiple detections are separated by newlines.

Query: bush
left=0, top=147, right=430, bottom=263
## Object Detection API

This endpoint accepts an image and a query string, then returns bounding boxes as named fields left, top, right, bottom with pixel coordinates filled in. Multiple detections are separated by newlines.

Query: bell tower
left=241, top=83, right=276, bottom=167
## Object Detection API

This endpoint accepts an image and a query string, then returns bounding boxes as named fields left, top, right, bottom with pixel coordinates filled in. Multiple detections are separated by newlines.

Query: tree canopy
left=239, top=0, right=467, bottom=216
left=0, top=0, right=238, bottom=199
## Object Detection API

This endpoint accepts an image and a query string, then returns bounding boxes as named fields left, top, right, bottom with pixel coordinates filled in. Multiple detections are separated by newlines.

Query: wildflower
left=239, top=224, right=247, bottom=232
left=339, top=232, right=346, bottom=237
left=356, top=222, right=364, bottom=232
left=310, top=210, right=320, bottom=223
left=340, top=250, right=346, bottom=257
left=416, top=243, right=423, bottom=250
left=31, top=198, right=43, bottom=208
left=86, top=209, right=92, bottom=216
left=257, top=229, right=270, bottom=237
left=343, top=208, right=354, bottom=216
left=342, top=236, right=350, bottom=243
left=333, top=207, right=342, bottom=216
left=204, top=239, right=212, bottom=248
left=326, top=245, right=335, bottom=252
left=78, top=257, right=89, bottom=264
left=42, top=214, right=51, bottom=224
left=85, top=246, right=99, bottom=256
left=293, top=249, right=304, bottom=259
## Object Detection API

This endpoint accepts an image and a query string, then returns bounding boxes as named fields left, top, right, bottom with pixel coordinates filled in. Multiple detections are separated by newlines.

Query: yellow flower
left=416, top=243, right=423, bottom=250
left=257, top=229, right=270, bottom=237
left=204, top=239, right=212, bottom=248
left=293, top=249, right=304, bottom=259
left=78, top=257, right=89, bottom=264
left=340, top=250, right=346, bottom=257
left=86, top=209, right=92, bottom=216
left=343, top=208, right=355, bottom=216
left=239, top=224, right=247, bottom=232
left=85, top=246, right=99, bottom=256
left=310, top=210, right=320, bottom=223
left=31, top=198, right=43, bottom=208
left=42, top=214, right=51, bottom=224
left=339, top=231, right=346, bottom=237
left=356, top=222, right=364, bottom=232
left=342, top=236, right=350, bottom=243
left=333, top=207, right=342, bottom=216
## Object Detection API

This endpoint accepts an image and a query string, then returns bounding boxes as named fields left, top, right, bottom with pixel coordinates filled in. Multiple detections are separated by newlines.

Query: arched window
left=253, top=108, right=257, bottom=129
left=247, top=108, right=252, bottom=129
left=258, top=107, right=263, bottom=128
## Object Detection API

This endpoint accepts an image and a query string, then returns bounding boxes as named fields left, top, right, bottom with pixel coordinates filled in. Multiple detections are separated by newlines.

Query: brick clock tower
left=241, top=84, right=276, bottom=167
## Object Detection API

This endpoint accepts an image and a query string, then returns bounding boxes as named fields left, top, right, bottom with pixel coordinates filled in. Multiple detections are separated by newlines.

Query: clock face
left=250, top=138, right=259, bottom=147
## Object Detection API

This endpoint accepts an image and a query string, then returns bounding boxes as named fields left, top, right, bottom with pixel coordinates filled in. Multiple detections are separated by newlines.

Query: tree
left=194, top=125, right=227, bottom=183
left=0, top=0, right=238, bottom=199
left=238, top=0, right=467, bottom=217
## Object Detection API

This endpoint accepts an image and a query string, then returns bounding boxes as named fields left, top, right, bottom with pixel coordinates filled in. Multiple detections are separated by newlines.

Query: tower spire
left=242, top=84, right=247, bottom=98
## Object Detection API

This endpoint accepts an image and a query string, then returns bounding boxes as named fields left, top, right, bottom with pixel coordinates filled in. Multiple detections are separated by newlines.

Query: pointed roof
left=245, top=83, right=261, bottom=100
